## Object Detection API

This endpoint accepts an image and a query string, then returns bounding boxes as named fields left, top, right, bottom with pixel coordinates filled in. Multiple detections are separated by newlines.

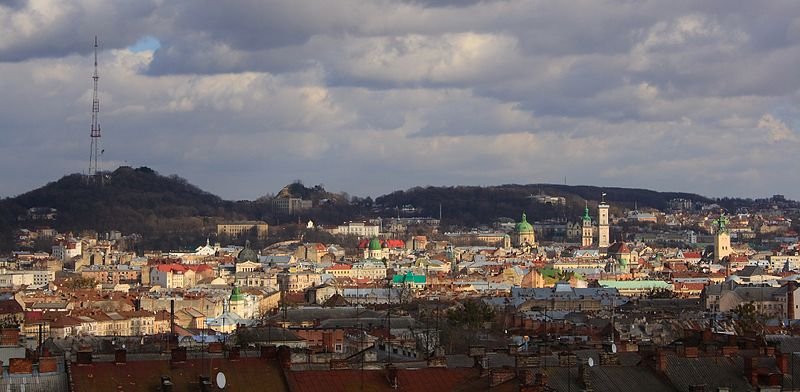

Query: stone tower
left=581, top=205, right=593, bottom=247
left=598, top=196, right=610, bottom=249
left=713, top=214, right=731, bottom=262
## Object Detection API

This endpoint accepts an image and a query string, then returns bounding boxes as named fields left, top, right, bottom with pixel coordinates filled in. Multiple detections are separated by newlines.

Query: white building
left=52, top=239, right=82, bottom=261
left=332, top=221, right=380, bottom=238
left=0, top=270, right=55, bottom=288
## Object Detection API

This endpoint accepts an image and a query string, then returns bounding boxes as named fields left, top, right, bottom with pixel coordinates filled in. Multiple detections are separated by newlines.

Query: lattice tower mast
left=88, top=36, right=102, bottom=183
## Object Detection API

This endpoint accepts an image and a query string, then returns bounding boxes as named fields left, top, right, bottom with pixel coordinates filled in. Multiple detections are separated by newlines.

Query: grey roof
left=766, top=334, right=800, bottom=353
left=546, top=366, right=675, bottom=392
left=661, top=353, right=754, bottom=392
left=268, top=307, right=383, bottom=323
left=237, top=326, right=304, bottom=342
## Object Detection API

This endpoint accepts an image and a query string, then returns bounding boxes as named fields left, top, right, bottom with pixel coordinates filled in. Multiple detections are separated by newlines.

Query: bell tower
left=581, top=203, right=593, bottom=247
left=598, top=193, right=610, bottom=249
left=713, top=213, right=731, bottom=262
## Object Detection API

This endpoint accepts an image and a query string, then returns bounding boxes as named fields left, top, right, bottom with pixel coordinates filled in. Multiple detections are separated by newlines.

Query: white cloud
left=0, top=0, right=799, bottom=200
left=758, top=113, right=798, bottom=143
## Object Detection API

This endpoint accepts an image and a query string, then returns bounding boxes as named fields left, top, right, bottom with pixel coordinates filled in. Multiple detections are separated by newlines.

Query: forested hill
left=375, top=184, right=713, bottom=227
left=0, top=166, right=246, bottom=250
left=0, top=167, right=719, bottom=251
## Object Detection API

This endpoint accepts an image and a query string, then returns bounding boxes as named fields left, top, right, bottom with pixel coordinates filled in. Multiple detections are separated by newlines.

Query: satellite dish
left=216, top=372, right=227, bottom=389
left=587, top=357, right=594, bottom=367
left=611, top=343, right=617, bottom=353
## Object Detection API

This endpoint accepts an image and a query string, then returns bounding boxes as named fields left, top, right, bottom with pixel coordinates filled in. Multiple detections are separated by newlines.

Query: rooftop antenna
left=88, top=36, right=103, bottom=185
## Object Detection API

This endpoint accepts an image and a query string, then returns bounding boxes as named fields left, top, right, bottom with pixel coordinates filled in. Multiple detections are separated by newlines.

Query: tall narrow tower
left=88, top=36, right=102, bottom=184
left=581, top=203, right=593, bottom=247
left=713, top=213, right=731, bottom=262
left=598, top=193, right=610, bottom=249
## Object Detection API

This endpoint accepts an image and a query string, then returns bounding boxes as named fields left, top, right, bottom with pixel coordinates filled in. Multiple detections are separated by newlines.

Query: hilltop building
left=217, top=221, right=269, bottom=240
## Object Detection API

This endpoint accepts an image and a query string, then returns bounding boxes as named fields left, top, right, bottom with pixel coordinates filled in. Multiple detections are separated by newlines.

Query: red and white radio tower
left=88, top=36, right=102, bottom=184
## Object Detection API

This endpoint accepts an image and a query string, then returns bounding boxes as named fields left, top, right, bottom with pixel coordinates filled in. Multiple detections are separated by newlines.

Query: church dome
left=237, top=241, right=258, bottom=263
left=368, top=238, right=382, bottom=251
left=515, top=213, right=534, bottom=233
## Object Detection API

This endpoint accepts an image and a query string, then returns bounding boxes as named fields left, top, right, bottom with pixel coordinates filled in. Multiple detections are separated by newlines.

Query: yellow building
left=713, top=215, right=731, bottom=262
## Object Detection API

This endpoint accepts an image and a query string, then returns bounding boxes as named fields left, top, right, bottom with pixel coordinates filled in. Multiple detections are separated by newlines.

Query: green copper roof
left=515, top=212, right=534, bottom=233
left=230, top=286, right=244, bottom=302
left=368, top=238, right=382, bottom=251
left=392, top=272, right=426, bottom=284
left=582, top=206, right=591, bottom=222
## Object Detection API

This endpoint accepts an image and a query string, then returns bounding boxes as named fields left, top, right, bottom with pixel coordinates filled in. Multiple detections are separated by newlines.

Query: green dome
left=230, top=286, right=244, bottom=302
left=368, top=238, right=382, bottom=251
left=515, top=213, right=534, bottom=233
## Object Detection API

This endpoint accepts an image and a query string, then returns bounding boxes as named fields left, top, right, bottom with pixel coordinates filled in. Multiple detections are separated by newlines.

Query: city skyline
left=1, top=1, right=800, bottom=200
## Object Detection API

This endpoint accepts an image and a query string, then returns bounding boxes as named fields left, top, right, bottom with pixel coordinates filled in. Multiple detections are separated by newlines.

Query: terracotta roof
left=287, top=368, right=477, bottom=392
left=71, top=357, right=288, bottom=392
left=0, top=299, right=23, bottom=314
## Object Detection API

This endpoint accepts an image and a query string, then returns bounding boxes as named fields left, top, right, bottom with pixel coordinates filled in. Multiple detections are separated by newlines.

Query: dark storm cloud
left=1, top=0, right=800, bottom=200
left=0, top=0, right=160, bottom=62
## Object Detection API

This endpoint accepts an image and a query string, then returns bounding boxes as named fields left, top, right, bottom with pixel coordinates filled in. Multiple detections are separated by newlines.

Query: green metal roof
left=368, top=238, right=382, bottom=251
left=515, top=212, right=534, bottom=233
left=392, top=272, right=426, bottom=284
left=230, top=285, right=244, bottom=301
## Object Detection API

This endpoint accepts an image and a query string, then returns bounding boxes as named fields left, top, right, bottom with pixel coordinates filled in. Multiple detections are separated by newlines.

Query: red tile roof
left=287, top=368, right=477, bottom=392
left=71, top=357, right=288, bottom=392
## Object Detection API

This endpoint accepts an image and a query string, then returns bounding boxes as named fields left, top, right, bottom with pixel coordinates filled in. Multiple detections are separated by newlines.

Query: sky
left=1, top=0, right=799, bottom=201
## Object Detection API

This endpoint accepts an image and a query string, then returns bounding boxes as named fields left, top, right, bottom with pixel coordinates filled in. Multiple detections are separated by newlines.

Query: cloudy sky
left=1, top=0, right=799, bottom=201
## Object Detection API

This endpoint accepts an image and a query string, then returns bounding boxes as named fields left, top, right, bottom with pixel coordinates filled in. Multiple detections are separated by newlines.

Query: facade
left=149, top=264, right=198, bottom=289
left=0, top=270, right=55, bottom=288
left=51, top=238, right=82, bottom=261
left=217, top=221, right=269, bottom=240
left=278, top=271, right=322, bottom=292
left=80, top=265, right=140, bottom=285
left=272, top=197, right=312, bottom=215
left=333, top=222, right=379, bottom=238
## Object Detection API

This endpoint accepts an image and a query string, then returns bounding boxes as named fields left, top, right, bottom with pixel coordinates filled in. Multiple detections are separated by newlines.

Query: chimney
left=385, top=364, right=399, bottom=389
left=198, top=375, right=212, bottom=392
left=260, top=345, right=277, bottom=360
left=702, top=329, right=713, bottom=344
left=580, top=361, right=593, bottom=392
left=114, top=348, right=127, bottom=364
left=788, top=281, right=797, bottom=320
left=170, top=299, right=175, bottom=347
left=489, top=367, right=516, bottom=387
left=160, top=376, right=173, bottom=392
left=777, top=352, right=790, bottom=374
left=655, top=349, right=668, bottom=373
left=76, top=350, right=92, bottom=366
left=744, top=356, right=759, bottom=386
